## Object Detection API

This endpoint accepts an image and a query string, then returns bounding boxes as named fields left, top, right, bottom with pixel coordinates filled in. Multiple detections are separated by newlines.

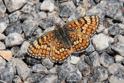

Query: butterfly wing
left=66, top=16, right=99, bottom=52
left=27, top=30, right=71, bottom=62
left=27, top=31, right=54, bottom=59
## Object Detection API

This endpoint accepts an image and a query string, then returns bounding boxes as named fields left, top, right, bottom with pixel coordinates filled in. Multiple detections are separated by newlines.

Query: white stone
left=109, top=75, right=124, bottom=83
left=5, top=33, right=24, bottom=47
left=108, top=63, right=124, bottom=74
left=40, top=0, right=55, bottom=12
left=92, top=33, right=114, bottom=51
left=0, top=33, right=6, bottom=40
left=0, top=22, right=7, bottom=33
left=4, top=0, right=26, bottom=12
left=70, top=56, right=80, bottom=64
left=115, top=55, right=124, bottom=62
left=0, top=42, right=5, bottom=50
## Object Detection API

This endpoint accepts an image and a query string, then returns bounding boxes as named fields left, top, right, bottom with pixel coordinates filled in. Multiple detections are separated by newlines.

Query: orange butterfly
left=27, top=16, right=99, bottom=62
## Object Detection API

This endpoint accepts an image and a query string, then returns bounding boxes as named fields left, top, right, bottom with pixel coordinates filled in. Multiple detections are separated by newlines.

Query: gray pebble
left=0, top=41, right=6, bottom=50
left=92, top=33, right=114, bottom=51
left=42, top=58, right=54, bottom=69
left=59, top=1, right=76, bottom=18
left=0, top=17, right=9, bottom=33
left=109, top=69, right=124, bottom=83
left=77, top=57, right=91, bottom=76
left=13, top=75, right=22, bottom=83
left=0, top=57, right=6, bottom=72
left=0, top=62, right=15, bottom=83
left=25, top=73, right=45, bottom=83
left=85, top=43, right=95, bottom=54
left=108, top=24, right=121, bottom=36
left=11, top=58, right=30, bottom=80
left=31, top=64, right=48, bottom=73
left=100, top=52, right=114, bottom=67
left=0, top=0, right=6, bottom=18
left=66, top=69, right=82, bottom=83
left=4, top=0, right=27, bottom=12
left=16, top=41, right=30, bottom=57
left=8, top=11, right=21, bottom=23
left=57, top=62, right=77, bottom=81
left=0, top=33, right=6, bottom=40
left=92, top=66, right=108, bottom=82
left=5, top=21, right=22, bottom=35
left=40, top=75, right=58, bottom=83
left=5, top=33, right=24, bottom=47
left=85, top=51, right=100, bottom=67
left=40, top=0, right=55, bottom=12
left=108, top=63, right=124, bottom=74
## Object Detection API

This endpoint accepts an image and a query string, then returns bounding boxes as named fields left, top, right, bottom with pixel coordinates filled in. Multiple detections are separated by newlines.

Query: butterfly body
left=27, top=16, right=99, bottom=62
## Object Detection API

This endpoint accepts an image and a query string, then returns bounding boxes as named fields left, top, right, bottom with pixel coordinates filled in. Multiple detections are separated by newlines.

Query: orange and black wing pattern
left=27, top=16, right=99, bottom=62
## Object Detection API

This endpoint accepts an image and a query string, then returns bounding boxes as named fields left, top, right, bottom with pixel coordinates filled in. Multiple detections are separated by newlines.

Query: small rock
left=115, top=55, right=124, bottom=62
left=112, top=43, right=124, bottom=56
left=21, top=19, right=36, bottom=37
left=100, top=52, right=114, bottom=67
left=59, top=1, right=76, bottom=18
left=40, top=0, right=55, bottom=12
left=85, top=51, right=100, bottom=67
left=0, top=42, right=5, bottom=50
left=38, top=12, right=47, bottom=19
left=109, top=75, right=124, bottom=83
left=116, top=35, right=124, bottom=44
left=77, top=60, right=90, bottom=76
left=17, top=41, right=30, bottom=57
left=70, top=56, right=80, bottom=64
left=42, top=58, right=54, bottom=69
left=108, top=63, right=124, bottom=74
left=4, top=0, right=27, bottom=12
left=108, top=24, right=121, bottom=36
left=92, top=33, right=114, bottom=51
left=0, top=0, right=6, bottom=18
left=5, top=21, right=22, bottom=35
left=58, top=62, right=77, bottom=81
left=0, top=33, right=6, bottom=40
left=0, top=57, right=6, bottom=72
left=9, top=11, right=21, bottom=23
left=49, top=67, right=57, bottom=74
left=66, top=70, right=82, bottom=83
left=11, top=58, right=30, bottom=80
left=85, top=44, right=95, bottom=54
left=0, top=62, right=15, bottom=83
left=5, top=33, right=24, bottom=47
left=92, top=66, right=108, bottom=82
left=0, top=50, right=12, bottom=61
left=25, top=73, right=45, bottom=83
left=13, top=75, right=23, bottom=83
left=32, top=64, right=48, bottom=73
left=40, top=75, right=58, bottom=83
left=96, top=24, right=105, bottom=33
left=0, top=21, right=8, bottom=33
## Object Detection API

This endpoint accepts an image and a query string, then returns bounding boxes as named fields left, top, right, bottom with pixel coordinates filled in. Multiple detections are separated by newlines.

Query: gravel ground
left=0, top=0, right=124, bottom=83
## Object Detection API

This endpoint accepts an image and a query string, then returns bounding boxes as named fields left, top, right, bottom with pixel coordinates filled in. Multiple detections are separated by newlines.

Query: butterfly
left=27, top=16, right=99, bottom=62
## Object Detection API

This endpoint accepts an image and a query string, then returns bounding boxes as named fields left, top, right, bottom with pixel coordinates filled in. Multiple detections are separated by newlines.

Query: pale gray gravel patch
left=100, top=52, right=114, bottom=67
left=11, top=58, right=31, bottom=80
left=8, top=11, right=21, bottom=23
left=31, top=64, right=48, bottom=73
left=0, top=62, right=15, bottom=83
left=92, top=33, right=114, bottom=51
left=40, top=0, right=55, bottom=12
left=0, top=41, right=6, bottom=50
left=0, top=57, right=6, bottom=72
left=42, top=58, right=54, bottom=69
left=5, top=33, right=24, bottom=47
left=0, top=0, right=6, bottom=18
left=4, top=0, right=27, bottom=12
left=0, top=33, right=6, bottom=40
